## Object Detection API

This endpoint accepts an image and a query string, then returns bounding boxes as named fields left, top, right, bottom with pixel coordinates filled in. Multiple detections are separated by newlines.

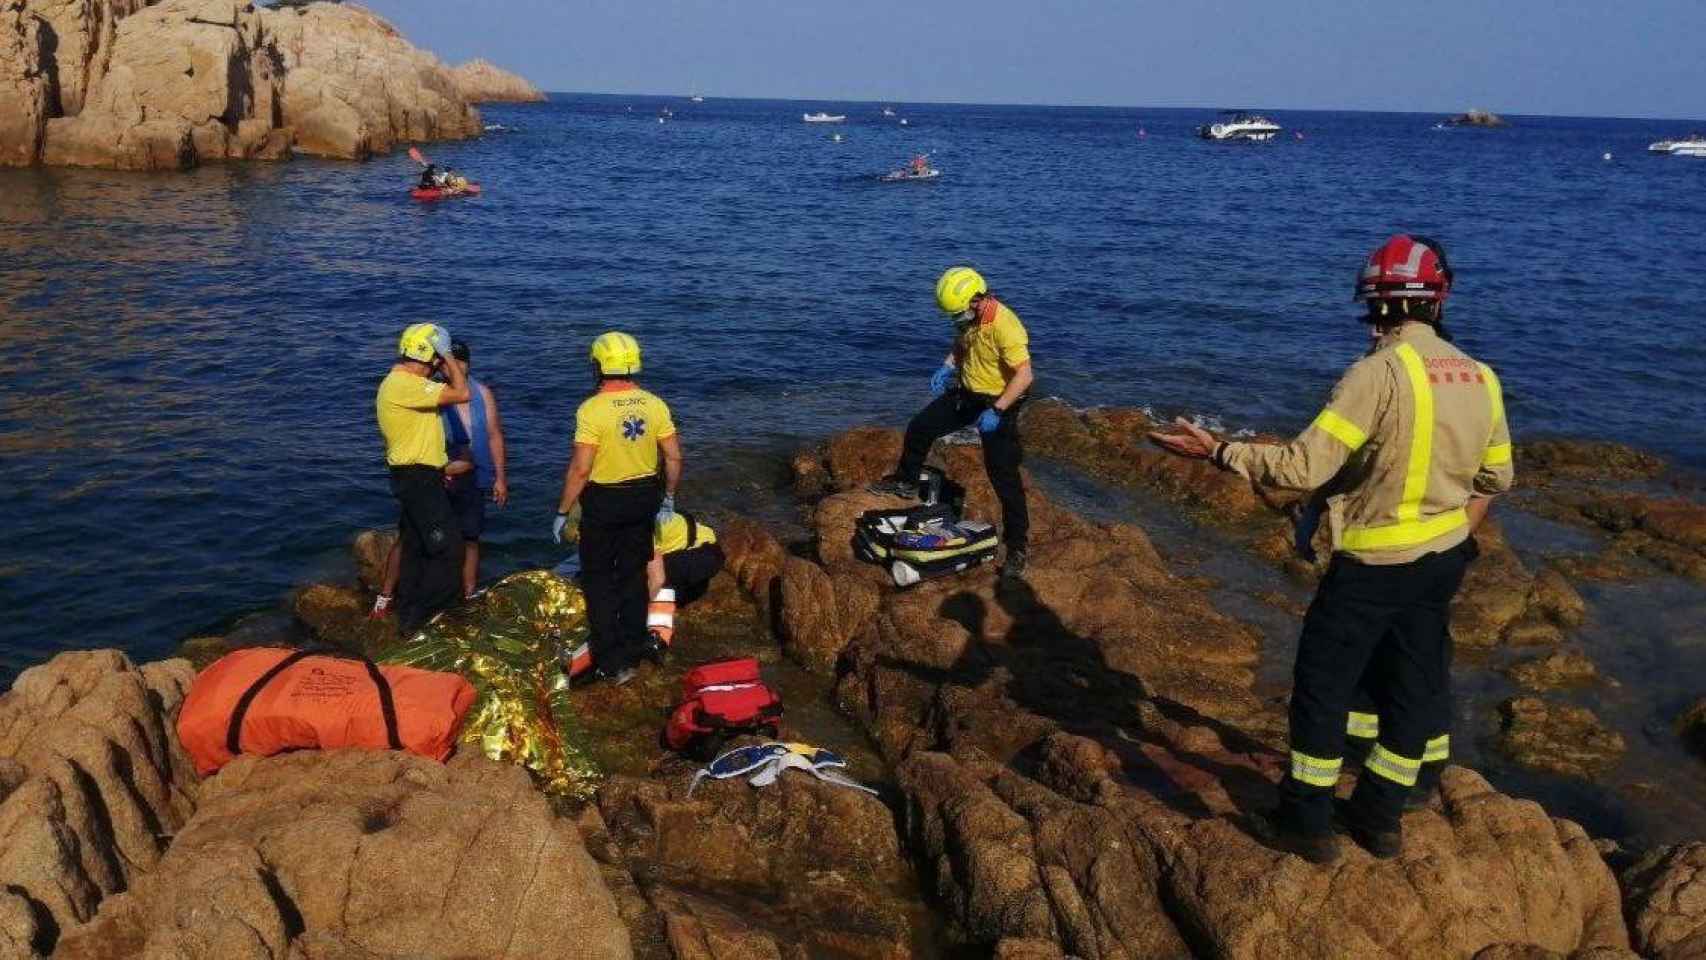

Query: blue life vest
left=442, top=378, right=495, bottom=489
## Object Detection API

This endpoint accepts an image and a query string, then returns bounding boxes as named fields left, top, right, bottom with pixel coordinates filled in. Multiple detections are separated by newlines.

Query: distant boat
left=803, top=112, right=847, bottom=123
left=882, top=106, right=896, bottom=117
left=1198, top=111, right=1281, bottom=142
left=689, top=94, right=705, bottom=103
left=899, top=118, right=909, bottom=126
left=1650, top=133, right=1706, bottom=155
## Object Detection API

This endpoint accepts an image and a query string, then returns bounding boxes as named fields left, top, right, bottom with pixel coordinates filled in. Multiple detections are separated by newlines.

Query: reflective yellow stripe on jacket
left=1479, top=364, right=1511, bottom=466
left=1340, top=343, right=1468, bottom=552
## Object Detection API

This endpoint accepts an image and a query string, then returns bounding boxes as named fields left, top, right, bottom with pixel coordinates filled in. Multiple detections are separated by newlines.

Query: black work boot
left=867, top=475, right=919, bottom=499
left=1336, top=799, right=1401, bottom=859
left=1000, top=547, right=1028, bottom=582
left=1264, top=806, right=1341, bottom=865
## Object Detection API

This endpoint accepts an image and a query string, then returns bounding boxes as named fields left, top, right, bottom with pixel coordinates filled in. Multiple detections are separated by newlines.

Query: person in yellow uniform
left=642, top=512, right=725, bottom=654
left=553, top=332, right=682, bottom=686
left=870, top=267, right=1035, bottom=579
left=376, top=322, right=470, bottom=633
left=1150, top=235, right=1513, bottom=863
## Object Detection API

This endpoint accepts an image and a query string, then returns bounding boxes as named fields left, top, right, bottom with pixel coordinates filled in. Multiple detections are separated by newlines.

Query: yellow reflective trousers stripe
left=1342, top=343, right=1469, bottom=552
left=1345, top=711, right=1380, bottom=739
left=1312, top=409, right=1369, bottom=451
left=1290, top=751, right=1342, bottom=787
left=1365, top=744, right=1422, bottom=787
left=1422, top=734, right=1450, bottom=763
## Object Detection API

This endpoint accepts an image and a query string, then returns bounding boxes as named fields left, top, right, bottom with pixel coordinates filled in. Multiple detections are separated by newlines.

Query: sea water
left=2, top=96, right=1703, bottom=672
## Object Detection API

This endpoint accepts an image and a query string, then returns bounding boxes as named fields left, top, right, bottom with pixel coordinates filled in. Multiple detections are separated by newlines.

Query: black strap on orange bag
left=225, top=648, right=402, bottom=757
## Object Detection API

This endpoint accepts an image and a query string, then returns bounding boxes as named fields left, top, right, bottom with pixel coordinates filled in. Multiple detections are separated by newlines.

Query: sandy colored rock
left=777, top=557, right=879, bottom=675
left=1498, top=696, right=1626, bottom=778
left=293, top=582, right=397, bottom=656
left=451, top=57, right=546, bottom=102
left=57, top=749, right=631, bottom=959
left=1620, top=842, right=1706, bottom=960
left=352, top=527, right=397, bottom=593
left=1506, top=650, right=1599, bottom=691
left=269, top=2, right=481, bottom=160
left=0, top=650, right=199, bottom=954
left=0, top=5, right=50, bottom=166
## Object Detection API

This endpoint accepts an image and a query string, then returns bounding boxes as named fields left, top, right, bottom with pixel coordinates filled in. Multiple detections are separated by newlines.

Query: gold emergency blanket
left=383, top=570, right=601, bottom=798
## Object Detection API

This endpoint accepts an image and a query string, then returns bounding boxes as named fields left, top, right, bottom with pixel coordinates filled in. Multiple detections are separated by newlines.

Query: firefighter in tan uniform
left=1151, top=235, right=1513, bottom=863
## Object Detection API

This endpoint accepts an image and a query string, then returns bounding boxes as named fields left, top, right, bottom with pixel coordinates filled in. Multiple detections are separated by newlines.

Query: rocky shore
left=2, top=415, right=1704, bottom=958
left=0, top=0, right=540, bottom=170
left=453, top=58, right=547, bottom=103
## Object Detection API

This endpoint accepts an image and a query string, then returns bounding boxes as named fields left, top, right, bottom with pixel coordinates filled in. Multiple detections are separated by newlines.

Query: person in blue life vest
left=371, top=339, right=509, bottom=614
left=553, top=332, right=683, bottom=686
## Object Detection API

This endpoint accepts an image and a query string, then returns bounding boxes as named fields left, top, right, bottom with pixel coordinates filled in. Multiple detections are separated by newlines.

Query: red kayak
left=410, top=182, right=482, bottom=202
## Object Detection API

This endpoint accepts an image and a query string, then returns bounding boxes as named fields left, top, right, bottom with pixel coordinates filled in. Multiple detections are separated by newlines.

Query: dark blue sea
left=3, top=97, right=1704, bottom=675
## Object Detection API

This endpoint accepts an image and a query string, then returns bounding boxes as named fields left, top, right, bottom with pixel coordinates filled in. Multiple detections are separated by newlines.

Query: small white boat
left=689, top=94, right=705, bottom=103
left=1650, top=133, right=1706, bottom=155
left=803, top=112, right=847, bottom=123
left=882, top=106, right=896, bottom=117
left=1198, top=111, right=1282, bottom=142
left=899, top=118, right=909, bottom=126
left=880, top=167, right=940, bottom=182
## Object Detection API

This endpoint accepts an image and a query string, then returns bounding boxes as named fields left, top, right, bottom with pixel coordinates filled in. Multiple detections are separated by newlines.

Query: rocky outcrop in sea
left=0, top=0, right=535, bottom=170
left=452, top=57, right=546, bottom=103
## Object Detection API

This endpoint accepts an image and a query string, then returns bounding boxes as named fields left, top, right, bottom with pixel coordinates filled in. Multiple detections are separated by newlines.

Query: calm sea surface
left=2, top=96, right=1703, bottom=674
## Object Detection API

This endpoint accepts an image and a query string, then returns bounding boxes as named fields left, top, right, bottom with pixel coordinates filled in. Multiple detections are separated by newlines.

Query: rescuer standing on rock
left=1149, top=235, right=1513, bottom=863
left=869, top=267, right=1035, bottom=580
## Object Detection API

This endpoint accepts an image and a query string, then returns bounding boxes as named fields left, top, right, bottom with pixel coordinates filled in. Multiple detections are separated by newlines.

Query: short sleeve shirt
left=376, top=369, right=447, bottom=467
left=574, top=386, right=676, bottom=484
left=956, top=301, right=1031, bottom=396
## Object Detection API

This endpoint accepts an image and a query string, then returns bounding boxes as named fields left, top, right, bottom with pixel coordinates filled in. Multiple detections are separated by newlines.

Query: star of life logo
left=622, top=415, right=647, bottom=441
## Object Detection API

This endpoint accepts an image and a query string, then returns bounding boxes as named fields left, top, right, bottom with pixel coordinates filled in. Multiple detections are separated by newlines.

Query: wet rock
left=56, top=750, right=631, bottom=959
left=0, top=651, right=199, bottom=954
left=1545, top=493, right=1706, bottom=584
left=789, top=449, right=830, bottom=500
left=292, top=582, right=396, bottom=657
left=352, top=528, right=397, bottom=594
left=1678, top=698, right=1706, bottom=759
left=1619, top=842, right=1706, bottom=960
left=451, top=57, right=546, bottom=102
left=717, top=517, right=787, bottom=620
left=597, top=765, right=916, bottom=958
left=1498, top=696, right=1627, bottom=778
left=1506, top=650, right=1599, bottom=691
left=777, top=557, right=879, bottom=675
left=1517, top=439, right=1665, bottom=483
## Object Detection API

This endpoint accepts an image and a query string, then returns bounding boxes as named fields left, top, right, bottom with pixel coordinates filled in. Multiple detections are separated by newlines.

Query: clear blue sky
left=365, top=0, right=1703, bottom=120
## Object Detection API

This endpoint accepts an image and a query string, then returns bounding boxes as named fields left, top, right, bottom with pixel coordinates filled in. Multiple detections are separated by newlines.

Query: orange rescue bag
left=178, top=647, right=477, bottom=776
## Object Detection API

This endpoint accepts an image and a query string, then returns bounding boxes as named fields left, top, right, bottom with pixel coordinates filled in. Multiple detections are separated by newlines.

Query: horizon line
left=506, top=89, right=1704, bottom=126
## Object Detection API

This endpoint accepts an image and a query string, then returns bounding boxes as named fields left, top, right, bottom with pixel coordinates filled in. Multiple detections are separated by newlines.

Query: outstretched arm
left=659, top=434, right=683, bottom=499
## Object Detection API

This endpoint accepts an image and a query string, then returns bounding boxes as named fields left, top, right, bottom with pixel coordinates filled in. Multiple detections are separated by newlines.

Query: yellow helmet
left=398, top=322, right=450, bottom=363
left=590, top=331, right=642, bottom=377
left=935, top=266, right=987, bottom=315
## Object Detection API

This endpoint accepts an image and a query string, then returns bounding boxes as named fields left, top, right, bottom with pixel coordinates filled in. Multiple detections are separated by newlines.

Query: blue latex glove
left=930, top=363, right=956, bottom=396
left=552, top=512, right=570, bottom=543
left=976, top=408, right=1003, bottom=434
left=656, top=495, right=676, bottom=527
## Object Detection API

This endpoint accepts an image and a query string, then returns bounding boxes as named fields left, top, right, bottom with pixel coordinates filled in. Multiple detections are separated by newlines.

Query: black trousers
left=389, top=465, right=465, bottom=635
left=580, top=480, right=662, bottom=672
left=895, top=390, right=1028, bottom=550
left=1279, top=537, right=1476, bottom=835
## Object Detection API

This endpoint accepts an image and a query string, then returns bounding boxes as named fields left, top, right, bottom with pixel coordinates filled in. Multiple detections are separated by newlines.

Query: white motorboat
left=803, top=112, right=847, bottom=123
left=689, top=94, right=705, bottom=103
left=882, top=106, right=896, bottom=117
left=1198, top=111, right=1282, bottom=142
left=1650, top=133, right=1706, bottom=154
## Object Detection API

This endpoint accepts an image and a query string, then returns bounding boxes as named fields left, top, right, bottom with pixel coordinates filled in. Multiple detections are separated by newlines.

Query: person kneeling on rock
left=643, top=513, right=725, bottom=659
left=1149, top=235, right=1513, bottom=864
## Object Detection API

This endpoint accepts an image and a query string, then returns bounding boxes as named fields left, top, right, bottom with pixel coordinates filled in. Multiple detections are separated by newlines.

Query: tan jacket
left=1218, top=322, right=1514, bottom=565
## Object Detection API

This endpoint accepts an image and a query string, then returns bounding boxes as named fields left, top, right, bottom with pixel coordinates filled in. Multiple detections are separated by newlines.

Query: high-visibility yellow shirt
left=654, top=514, right=717, bottom=554
left=955, top=301, right=1031, bottom=396
left=376, top=369, right=447, bottom=468
left=1220, top=322, right=1514, bottom=565
left=574, top=385, right=676, bottom=485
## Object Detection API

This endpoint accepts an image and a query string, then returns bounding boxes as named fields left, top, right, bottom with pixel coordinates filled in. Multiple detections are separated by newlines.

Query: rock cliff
left=452, top=57, right=545, bottom=103
left=0, top=0, right=491, bottom=170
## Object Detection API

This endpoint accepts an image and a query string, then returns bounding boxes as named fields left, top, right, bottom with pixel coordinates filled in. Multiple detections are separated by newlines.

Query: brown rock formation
left=771, top=427, right=1639, bottom=958
left=451, top=57, right=545, bottom=103
left=55, top=749, right=632, bottom=959
left=1619, top=842, right=1706, bottom=959
left=0, top=650, right=198, bottom=955
left=1498, top=696, right=1627, bottom=779
left=1448, top=109, right=1511, bottom=127
left=1, top=0, right=483, bottom=169
left=1506, top=650, right=1599, bottom=691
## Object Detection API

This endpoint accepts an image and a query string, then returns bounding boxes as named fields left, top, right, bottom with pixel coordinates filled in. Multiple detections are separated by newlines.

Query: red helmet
left=1354, top=235, right=1452, bottom=302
